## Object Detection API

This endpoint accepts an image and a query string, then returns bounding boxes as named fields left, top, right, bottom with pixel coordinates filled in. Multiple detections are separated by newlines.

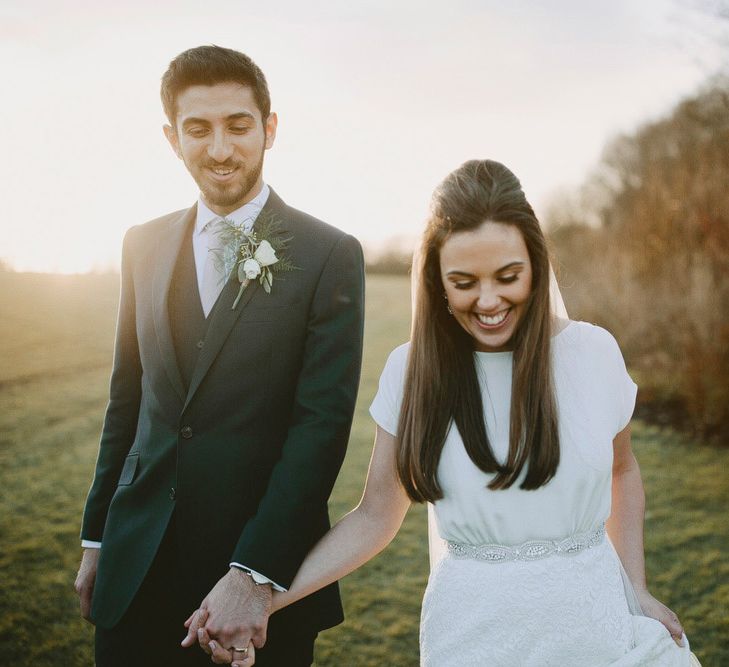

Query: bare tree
left=547, top=78, right=729, bottom=442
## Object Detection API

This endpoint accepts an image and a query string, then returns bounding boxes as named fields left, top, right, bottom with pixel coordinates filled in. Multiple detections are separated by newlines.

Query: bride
left=268, top=159, right=693, bottom=665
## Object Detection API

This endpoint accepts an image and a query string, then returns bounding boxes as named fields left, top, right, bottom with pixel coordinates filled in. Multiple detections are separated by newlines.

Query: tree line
left=546, top=76, right=729, bottom=443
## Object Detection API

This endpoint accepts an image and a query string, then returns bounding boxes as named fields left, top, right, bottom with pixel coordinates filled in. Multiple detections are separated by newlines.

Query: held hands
left=74, top=548, right=101, bottom=623
left=181, top=567, right=272, bottom=665
left=635, top=589, right=685, bottom=647
left=190, top=611, right=256, bottom=667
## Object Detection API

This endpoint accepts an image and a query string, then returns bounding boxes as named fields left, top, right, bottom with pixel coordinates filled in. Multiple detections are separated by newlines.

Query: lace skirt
left=420, top=539, right=691, bottom=667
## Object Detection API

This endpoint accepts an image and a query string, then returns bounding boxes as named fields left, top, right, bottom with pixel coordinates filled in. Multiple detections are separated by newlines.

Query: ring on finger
left=231, top=646, right=249, bottom=655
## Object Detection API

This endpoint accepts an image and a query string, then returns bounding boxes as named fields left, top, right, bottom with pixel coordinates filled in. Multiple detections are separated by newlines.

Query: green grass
left=0, top=272, right=727, bottom=666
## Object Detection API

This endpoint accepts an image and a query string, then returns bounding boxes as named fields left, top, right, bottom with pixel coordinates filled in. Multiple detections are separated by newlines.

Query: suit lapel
left=183, top=189, right=289, bottom=411
left=152, top=206, right=195, bottom=403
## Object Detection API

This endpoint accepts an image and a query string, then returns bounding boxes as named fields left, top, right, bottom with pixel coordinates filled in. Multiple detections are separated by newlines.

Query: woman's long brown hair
left=397, top=160, right=560, bottom=502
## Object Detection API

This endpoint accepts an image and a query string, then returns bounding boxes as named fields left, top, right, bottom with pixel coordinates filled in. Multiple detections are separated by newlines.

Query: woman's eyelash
left=451, top=274, right=519, bottom=289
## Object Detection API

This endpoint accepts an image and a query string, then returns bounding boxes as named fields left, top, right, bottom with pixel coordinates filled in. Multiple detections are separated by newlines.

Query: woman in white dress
left=265, top=160, right=694, bottom=666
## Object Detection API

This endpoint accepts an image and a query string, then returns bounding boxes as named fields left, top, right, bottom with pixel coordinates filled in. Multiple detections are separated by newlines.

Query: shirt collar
left=195, top=183, right=271, bottom=235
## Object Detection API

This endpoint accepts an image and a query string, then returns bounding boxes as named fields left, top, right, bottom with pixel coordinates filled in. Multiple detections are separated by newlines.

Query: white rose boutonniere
left=215, top=213, right=298, bottom=309
left=254, top=239, right=278, bottom=266
left=242, top=258, right=263, bottom=280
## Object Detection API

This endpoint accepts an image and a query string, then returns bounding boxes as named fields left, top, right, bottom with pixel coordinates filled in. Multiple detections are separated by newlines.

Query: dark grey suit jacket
left=81, top=189, right=365, bottom=631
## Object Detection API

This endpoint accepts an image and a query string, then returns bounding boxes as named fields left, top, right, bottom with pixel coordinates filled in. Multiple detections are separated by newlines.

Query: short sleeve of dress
left=369, top=342, right=410, bottom=436
left=593, top=327, right=638, bottom=435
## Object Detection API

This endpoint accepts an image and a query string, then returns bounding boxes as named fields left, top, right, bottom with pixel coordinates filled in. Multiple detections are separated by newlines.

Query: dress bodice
left=370, top=321, right=637, bottom=546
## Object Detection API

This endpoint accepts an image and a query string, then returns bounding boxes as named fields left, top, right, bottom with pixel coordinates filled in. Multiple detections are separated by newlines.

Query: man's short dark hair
left=161, top=45, right=271, bottom=126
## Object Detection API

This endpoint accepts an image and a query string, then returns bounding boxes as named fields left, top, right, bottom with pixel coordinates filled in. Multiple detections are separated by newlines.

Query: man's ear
left=264, top=112, right=278, bottom=150
left=163, top=124, right=182, bottom=158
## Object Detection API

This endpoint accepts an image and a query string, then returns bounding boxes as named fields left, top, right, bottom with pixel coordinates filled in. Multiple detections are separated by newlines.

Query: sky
left=1, top=0, right=724, bottom=272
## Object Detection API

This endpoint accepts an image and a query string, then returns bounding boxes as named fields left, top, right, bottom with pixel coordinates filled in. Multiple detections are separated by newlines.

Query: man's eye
left=230, top=126, right=251, bottom=134
left=187, top=127, right=208, bottom=138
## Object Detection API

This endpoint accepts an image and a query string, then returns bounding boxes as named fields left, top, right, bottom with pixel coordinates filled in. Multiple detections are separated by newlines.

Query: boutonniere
left=215, top=213, right=298, bottom=309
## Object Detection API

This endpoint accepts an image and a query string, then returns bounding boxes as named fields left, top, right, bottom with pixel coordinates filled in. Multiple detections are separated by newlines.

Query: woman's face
left=439, top=221, right=533, bottom=352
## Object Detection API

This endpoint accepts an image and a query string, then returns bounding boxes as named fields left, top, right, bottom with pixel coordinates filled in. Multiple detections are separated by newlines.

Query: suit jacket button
left=196, top=340, right=204, bottom=349
left=169, top=488, right=176, bottom=500
left=180, top=426, right=193, bottom=439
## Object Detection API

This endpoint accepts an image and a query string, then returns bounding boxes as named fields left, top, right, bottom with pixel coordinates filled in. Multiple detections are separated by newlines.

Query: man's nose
left=207, top=130, right=234, bottom=163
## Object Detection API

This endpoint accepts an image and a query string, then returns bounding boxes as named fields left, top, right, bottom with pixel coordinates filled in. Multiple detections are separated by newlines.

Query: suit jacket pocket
left=118, top=453, right=139, bottom=486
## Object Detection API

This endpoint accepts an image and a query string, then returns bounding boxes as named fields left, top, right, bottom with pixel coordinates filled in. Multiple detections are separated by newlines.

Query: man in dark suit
left=75, top=45, right=365, bottom=666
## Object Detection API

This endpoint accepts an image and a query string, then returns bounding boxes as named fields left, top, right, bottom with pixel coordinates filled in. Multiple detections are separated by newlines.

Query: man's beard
left=195, top=146, right=265, bottom=210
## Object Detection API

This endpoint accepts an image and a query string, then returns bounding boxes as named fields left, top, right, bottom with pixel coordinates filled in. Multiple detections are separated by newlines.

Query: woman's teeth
left=476, top=310, right=508, bottom=325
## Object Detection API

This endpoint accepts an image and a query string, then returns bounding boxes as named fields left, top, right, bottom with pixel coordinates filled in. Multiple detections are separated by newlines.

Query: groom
left=75, top=45, right=365, bottom=666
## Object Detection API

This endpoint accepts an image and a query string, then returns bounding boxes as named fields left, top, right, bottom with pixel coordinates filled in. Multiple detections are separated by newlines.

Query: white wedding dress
left=370, top=321, right=692, bottom=666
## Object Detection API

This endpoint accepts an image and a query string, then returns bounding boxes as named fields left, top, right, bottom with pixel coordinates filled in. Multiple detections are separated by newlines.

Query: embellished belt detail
left=446, top=524, right=606, bottom=563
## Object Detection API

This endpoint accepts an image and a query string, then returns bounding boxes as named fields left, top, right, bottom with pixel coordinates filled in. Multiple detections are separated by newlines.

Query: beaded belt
left=446, top=524, right=606, bottom=563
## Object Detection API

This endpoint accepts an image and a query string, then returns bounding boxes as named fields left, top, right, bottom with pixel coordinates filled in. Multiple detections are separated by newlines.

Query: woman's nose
left=476, top=286, right=500, bottom=311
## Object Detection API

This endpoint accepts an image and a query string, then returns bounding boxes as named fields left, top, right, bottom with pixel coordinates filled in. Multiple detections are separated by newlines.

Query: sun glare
left=7, top=240, right=120, bottom=275
left=0, top=2, right=719, bottom=275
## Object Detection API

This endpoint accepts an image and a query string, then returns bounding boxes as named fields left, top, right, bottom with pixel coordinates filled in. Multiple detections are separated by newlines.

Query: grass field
left=0, top=272, right=727, bottom=666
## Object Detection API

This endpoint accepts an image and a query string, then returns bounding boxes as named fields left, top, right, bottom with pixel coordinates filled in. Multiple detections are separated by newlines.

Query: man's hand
left=74, top=548, right=101, bottom=623
left=181, top=567, right=271, bottom=661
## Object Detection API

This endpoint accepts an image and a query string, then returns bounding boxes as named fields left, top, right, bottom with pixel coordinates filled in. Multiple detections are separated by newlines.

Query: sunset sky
left=1, top=0, right=724, bottom=272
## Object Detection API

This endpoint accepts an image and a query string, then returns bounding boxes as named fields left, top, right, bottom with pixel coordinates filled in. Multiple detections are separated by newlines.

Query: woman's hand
left=635, top=589, right=685, bottom=646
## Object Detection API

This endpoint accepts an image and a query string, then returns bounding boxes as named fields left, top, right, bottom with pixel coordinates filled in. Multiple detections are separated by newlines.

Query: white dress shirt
left=83, top=184, right=285, bottom=591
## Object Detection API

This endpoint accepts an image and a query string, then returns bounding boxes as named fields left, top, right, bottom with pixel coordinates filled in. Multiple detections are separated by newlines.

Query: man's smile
left=205, top=164, right=240, bottom=182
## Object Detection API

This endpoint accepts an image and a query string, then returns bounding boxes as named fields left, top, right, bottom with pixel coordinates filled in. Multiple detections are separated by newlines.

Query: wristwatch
left=248, top=570, right=271, bottom=585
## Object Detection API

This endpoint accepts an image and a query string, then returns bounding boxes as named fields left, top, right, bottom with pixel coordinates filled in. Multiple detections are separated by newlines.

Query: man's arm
left=183, top=232, right=365, bottom=652
left=81, top=227, right=143, bottom=540
left=75, top=228, right=143, bottom=619
left=231, top=233, right=365, bottom=583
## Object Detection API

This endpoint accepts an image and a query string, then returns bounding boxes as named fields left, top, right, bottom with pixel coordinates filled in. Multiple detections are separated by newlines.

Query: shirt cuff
left=229, top=563, right=287, bottom=592
left=81, top=540, right=102, bottom=549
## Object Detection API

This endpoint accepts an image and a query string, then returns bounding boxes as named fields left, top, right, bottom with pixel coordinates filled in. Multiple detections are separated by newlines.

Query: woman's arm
left=271, top=425, right=411, bottom=613
left=607, top=424, right=684, bottom=644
